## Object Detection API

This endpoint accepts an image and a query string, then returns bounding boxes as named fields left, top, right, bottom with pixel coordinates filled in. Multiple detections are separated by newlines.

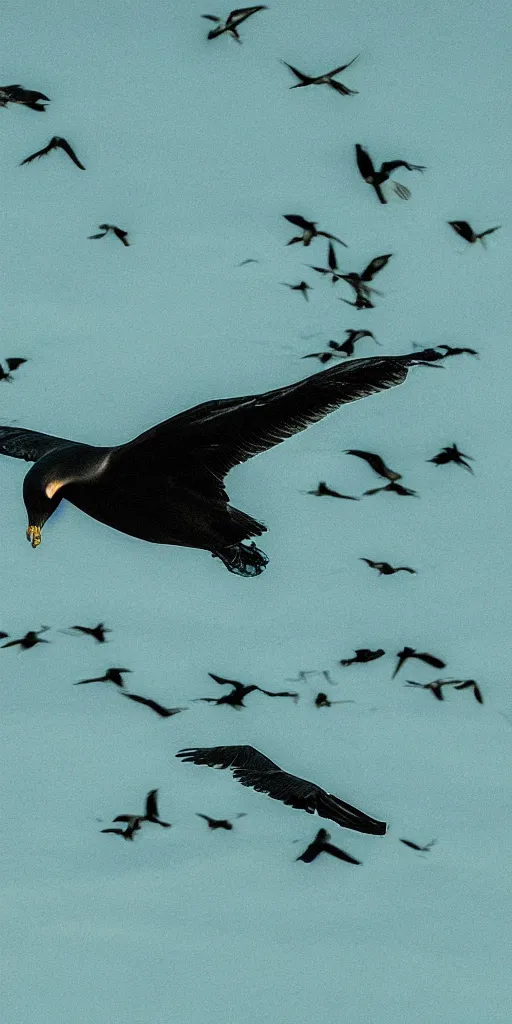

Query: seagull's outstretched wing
left=117, top=355, right=413, bottom=484
left=56, top=138, right=85, bottom=169
left=360, top=255, right=393, bottom=281
left=176, top=745, right=387, bottom=835
left=19, top=139, right=55, bottom=164
left=227, top=6, right=267, bottom=27
left=448, top=221, right=474, bottom=242
left=0, top=426, right=82, bottom=462
left=380, top=160, right=425, bottom=174
left=283, top=214, right=310, bottom=229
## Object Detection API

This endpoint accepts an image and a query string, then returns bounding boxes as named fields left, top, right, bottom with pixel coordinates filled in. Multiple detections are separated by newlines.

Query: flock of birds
left=1, top=7, right=498, bottom=867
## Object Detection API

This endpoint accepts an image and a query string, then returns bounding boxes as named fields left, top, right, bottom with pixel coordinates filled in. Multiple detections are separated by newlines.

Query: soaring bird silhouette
left=121, top=693, right=187, bottom=717
left=101, top=820, right=141, bottom=841
left=308, top=242, right=347, bottom=284
left=406, top=679, right=455, bottom=701
left=0, top=84, right=49, bottom=111
left=314, top=692, right=355, bottom=708
left=67, top=623, right=110, bottom=643
left=345, top=449, right=401, bottom=481
left=282, top=58, right=359, bottom=95
left=112, top=789, right=171, bottom=831
left=453, top=679, right=484, bottom=704
left=296, top=828, right=361, bottom=863
left=332, top=331, right=379, bottom=358
left=355, top=144, right=425, bottom=204
left=338, top=254, right=392, bottom=309
left=20, top=136, right=85, bottom=169
left=75, top=667, right=131, bottom=687
left=428, top=443, right=474, bottom=473
left=176, top=745, right=387, bottom=835
left=393, top=648, right=446, bottom=678
left=340, top=648, right=385, bottom=666
left=364, top=481, right=418, bottom=497
left=0, top=351, right=434, bottom=577
left=448, top=221, right=501, bottom=246
left=193, top=673, right=298, bottom=708
left=302, top=349, right=342, bottom=365
left=304, top=481, right=360, bottom=500
left=281, top=280, right=312, bottom=300
left=2, top=627, right=50, bottom=650
left=360, top=559, right=416, bottom=576
left=400, top=838, right=437, bottom=852
left=202, top=6, right=267, bottom=41
left=283, top=215, right=347, bottom=248
left=0, top=358, right=27, bottom=383
left=88, top=224, right=129, bottom=246
left=436, top=345, right=479, bottom=359
left=196, top=813, right=246, bottom=830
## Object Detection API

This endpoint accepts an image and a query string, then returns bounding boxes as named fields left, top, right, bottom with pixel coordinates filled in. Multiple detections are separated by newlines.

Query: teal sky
left=2, top=2, right=512, bottom=1022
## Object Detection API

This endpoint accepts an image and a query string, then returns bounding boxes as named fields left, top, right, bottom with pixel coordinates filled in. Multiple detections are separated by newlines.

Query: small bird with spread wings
left=0, top=84, right=49, bottom=111
left=296, top=828, right=361, bottom=864
left=355, top=144, right=425, bottom=204
left=428, top=443, right=474, bottom=473
left=448, top=221, right=501, bottom=246
left=202, top=6, right=267, bottom=41
left=88, top=224, right=129, bottom=246
left=282, top=57, right=359, bottom=95
left=283, top=215, right=347, bottom=248
left=393, top=647, right=446, bottom=678
left=192, top=672, right=298, bottom=709
left=0, top=358, right=27, bottom=383
left=360, top=559, right=416, bottom=576
left=20, top=136, right=85, bottom=169
left=338, top=254, right=393, bottom=309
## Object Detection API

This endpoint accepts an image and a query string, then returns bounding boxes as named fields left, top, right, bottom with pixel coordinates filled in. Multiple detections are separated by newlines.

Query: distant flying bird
left=296, top=828, right=361, bottom=864
left=282, top=57, right=359, bottom=96
left=1, top=626, right=49, bottom=650
left=330, top=331, right=379, bottom=358
left=345, top=449, right=401, bottom=481
left=196, top=813, right=246, bottom=830
left=448, top=221, right=501, bottom=246
left=283, top=215, right=347, bottom=248
left=314, top=692, right=355, bottom=708
left=75, top=667, right=131, bottom=687
left=428, top=443, right=474, bottom=473
left=400, top=838, right=436, bottom=852
left=0, top=358, right=27, bottom=383
left=176, top=745, right=387, bottom=835
left=393, top=648, right=446, bottom=678
left=355, top=144, right=426, bottom=204
left=20, top=136, right=85, bottom=169
left=121, top=693, right=188, bottom=717
left=453, top=679, right=484, bottom=704
left=68, top=623, right=110, bottom=643
left=0, top=84, right=49, bottom=111
left=101, top=821, right=140, bottom=841
left=304, top=481, right=360, bottom=500
left=0, top=350, right=436, bottom=577
left=338, top=254, right=392, bottom=308
left=202, top=6, right=267, bottom=41
left=340, top=648, right=385, bottom=666
left=237, top=258, right=259, bottom=266
left=281, top=280, right=312, bottom=300
left=405, top=679, right=455, bottom=701
left=112, top=789, right=171, bottom=831
left=88, top=224, right=129, bottom=246
left=364, top=481, right=418, bottom=497
left=360, top=559, right=416, bottom=576
left=302, top=350, right=341, bottom=365
left=308, top=242, right=345, bottom=283
left=436, top=344, right=479, bottom=359
left=192, top=672, right=298, bottom=708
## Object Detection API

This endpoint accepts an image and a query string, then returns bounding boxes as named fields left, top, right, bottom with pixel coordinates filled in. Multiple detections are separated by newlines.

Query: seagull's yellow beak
left=26, top=526, right=41, bottom=548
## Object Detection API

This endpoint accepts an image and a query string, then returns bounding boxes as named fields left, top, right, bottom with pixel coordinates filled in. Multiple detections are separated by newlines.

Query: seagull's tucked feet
left=212, top=542, right=269, bottom=577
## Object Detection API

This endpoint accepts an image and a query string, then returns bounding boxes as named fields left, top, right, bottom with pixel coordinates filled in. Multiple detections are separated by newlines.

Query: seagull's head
left=23, top=445, right=110, bottom=548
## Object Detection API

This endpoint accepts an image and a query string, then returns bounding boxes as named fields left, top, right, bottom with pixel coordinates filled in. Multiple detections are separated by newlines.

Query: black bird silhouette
left=2, top=626, right=49, bottom=650
left=196, top=813, right=246, bottom=830
left=338, top=254, right=392, bottom=309
left=296, top=827, right=361, bottom=863
left=340, top=648, right=385, bottom=666
left=68, top=623, right=110, bottom=643
left=314, top=692, right=355, bottom=708
left=400, top=838, right=436, bottom=852
left=88, top=224, right=129, bottom=246
left=113, top=789, right=171, bottom=830
left=355, top=144, right=425, bottom=204
left=176, top=745, right=387, bottom=835
left=304, top=481, right=360, bottom=500
left=202, top=6, right=267, bottom=41
left=364, top=481, right=418, bottom=497
left=436, top=345, right=479, bottom=359
left=282, top=58, right=359, bottom=95
left=193, top=673, right=298, bottom=708
left=101, top=820, right=141, bottom=841
left=345, top=449, right=401, bottom=481
left=428, top=443, right=474, bottom=473
left=448, top=221, right=501, bottom=246
left=302, top=350, right=341, bottom=365
left=20, top=136, right=85, bottom=169
left=308, top=242, right=346, bottom=284
left=453, top=679, right=484, bottom=704
left=0, top=358, right=27, bottom=383
left=405, top=679, right=455, bottom=701
left=75, top=667, right=131, bottom=687
left=121, top=693, right=188, bottom=717
left=331, top=331, right=379, bottom=358
left=0, top=352, right=435, bottom=576
left=393, top=648, right=446, bottom=678
left=0, top=84, right=49, bottom=111
left=237, top=258, right=259, bottom=266
left=360, top=559, right=416, bottom=576
left=281, top=280, right=312, bottom=300
left=283, top=215, right=347, bottom=248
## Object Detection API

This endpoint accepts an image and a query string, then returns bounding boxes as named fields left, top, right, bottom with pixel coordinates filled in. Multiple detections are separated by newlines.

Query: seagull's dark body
left=282, top=58, right=359, bottom=95
left=393, top=648, right=446, bottom=678
left=121, top=693, right=187, bottom=717
left=193, top=672, right=298, bottom=708
left=283, top=215, right=347, bottom=248
left=112, top=789, right=171, bottom=831
left=296, top=828, right=361, bottom=864
left=0, top=84, right=49, bottom=111
left=75, top=667, right=131, bottom=687
left=176, top=745, right=387, bottom=835
left=0, top=358, right=27, bottom=383
left=88, top=224, right=129, bottom=246
left=2, top=627, right=49, bottom=650
left=20, top=136, right=85, bottom=169
left=196, top=813, right=246, bottom=830
left=360, top=559, right=416, bottom=576
left=68, top=623, right=110, bottom=643
left=448, top=221, right=501, bottom=245
left=340, top=648, right=385, bottom=666
left=202, top=6, right=267, bottom=41
left=428, top=443, right=474, bottom=473
left=345, top=449, right=401, bottom=481
left=314, top=692, right=354, bottom=708
left=0, top=353, right=431, bottom=577
left=355, top=144, right=425, bottom=204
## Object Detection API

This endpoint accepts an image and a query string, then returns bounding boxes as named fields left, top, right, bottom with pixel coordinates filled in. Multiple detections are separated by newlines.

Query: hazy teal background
left=2, top=2, right=512, bottom=1022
